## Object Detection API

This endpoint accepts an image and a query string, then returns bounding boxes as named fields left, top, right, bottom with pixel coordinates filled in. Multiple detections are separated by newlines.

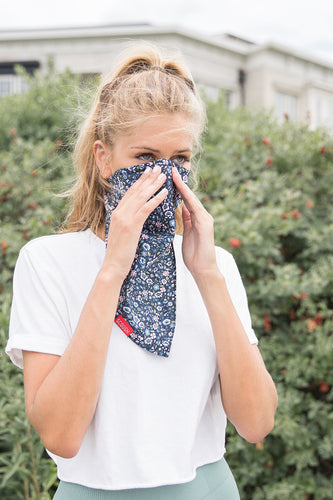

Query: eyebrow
left=130, top=146, right=192, bottom=153
left=130, top=146, right=160, bottom=153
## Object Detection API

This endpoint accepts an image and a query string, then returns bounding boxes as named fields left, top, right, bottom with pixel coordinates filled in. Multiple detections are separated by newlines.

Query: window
left=224, top=89, right=234, bottom=109
left=0, top=75, right=28, bottom=97
left=0, top=78, right=11, bottom=97
left=275, top=91, right=297, bottom=121
left=315, top=96, right=333, bottom=129
left=0, top=61, right=39, bottom=97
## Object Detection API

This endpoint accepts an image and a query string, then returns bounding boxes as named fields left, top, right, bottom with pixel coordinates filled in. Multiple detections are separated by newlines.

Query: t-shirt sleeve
left=6, top=246, right=71, bottom=369
left=216, top=247, right=258, bottom=345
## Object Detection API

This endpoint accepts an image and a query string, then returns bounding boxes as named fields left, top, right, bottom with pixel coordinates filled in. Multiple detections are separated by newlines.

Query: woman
left=6, top=43, right=277, bottom=499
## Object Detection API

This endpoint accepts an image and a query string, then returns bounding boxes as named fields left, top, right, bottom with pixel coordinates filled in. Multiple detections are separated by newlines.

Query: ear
left=93, top=140, right=113, bottom=179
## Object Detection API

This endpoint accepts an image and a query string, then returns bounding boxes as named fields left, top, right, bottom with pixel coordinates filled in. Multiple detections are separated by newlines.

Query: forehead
left=120, top=113, right=194, bottom=146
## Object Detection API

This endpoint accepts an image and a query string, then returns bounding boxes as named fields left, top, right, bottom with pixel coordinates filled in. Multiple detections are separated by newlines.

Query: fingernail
left=158, top=173, right=166, bottom=181
left=152, top=165, right=160, bottom=173
left=143, top=167, right=152, bottom=175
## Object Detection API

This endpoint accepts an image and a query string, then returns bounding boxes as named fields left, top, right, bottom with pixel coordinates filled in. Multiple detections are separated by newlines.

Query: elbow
left=40, top=432, right=82, bottom=459
left=48, top=446, right=80, bottom=460
left=243, top=385, right=278, bottom=443
left=239, top=414, right=276, bottom=444
left=26, top=407, right=84, bottom=459
left=27, top=416, right=82, bottom=458
left=243, top=419, right=275, bottom=444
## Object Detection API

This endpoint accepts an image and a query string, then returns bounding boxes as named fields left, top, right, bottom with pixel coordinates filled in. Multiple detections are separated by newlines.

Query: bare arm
left=193, top=270, right=277, bottom=442
left=23, top=165, right=167, bottom=458
left=23, top=267, right=123, bottom=458
left=172, top=167, right=278, bottom=443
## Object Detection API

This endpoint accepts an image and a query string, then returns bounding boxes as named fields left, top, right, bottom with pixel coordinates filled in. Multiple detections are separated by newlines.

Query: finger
left=139, top=187, right=168, bottom=218
left=120, top=166, right=166, bottom=208
left=117, top=166, right=157, bottom=202
left=132, top=165, right=163, bottom=191
left=172, top=167, right=203, bottom=214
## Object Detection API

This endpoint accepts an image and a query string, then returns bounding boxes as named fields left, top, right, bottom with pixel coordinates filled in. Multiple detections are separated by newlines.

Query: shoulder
left=21, top=229, right=101, bottom=259
left=22, top=229, right=95, bottom=253
left=16, top=229, right=104, bottom=276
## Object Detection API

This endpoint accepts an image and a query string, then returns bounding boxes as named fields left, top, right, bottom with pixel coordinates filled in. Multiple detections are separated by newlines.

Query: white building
left=1, top=23, right=333, bottom=129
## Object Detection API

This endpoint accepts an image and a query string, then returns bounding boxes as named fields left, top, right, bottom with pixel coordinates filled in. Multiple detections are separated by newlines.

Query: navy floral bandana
left=104, top=158, right=190, bottom=357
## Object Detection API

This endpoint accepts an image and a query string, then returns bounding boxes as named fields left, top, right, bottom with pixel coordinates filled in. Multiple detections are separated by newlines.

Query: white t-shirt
left=6, top=229, right=258, bottom=490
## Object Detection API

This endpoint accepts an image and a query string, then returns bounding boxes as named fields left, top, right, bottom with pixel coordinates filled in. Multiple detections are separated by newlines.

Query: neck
left=95, top=224, right=106, bottom=242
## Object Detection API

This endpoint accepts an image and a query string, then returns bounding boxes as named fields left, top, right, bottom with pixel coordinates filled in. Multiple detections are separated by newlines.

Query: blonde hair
left=64, top=42, right=206, bottom=235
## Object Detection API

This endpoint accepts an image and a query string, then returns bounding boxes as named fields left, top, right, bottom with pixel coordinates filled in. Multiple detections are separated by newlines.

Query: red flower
left=1, top=241, right=8, bottom=255
left=281, top=211, right=290, bottom=219
left=28, top=202, right=39, bottom=210
left=292, top=209, right=301, bottom=219
left=261, top=138, right=271, bottom=145
left=229, top=237, right=241, bottom=248
left=314, top=314, right=323, bottom=325
left=56, top=140, right=62, bottom=147
left=9, top=127, right=16, bottom=136
left=266, top=156, right=273, bottom=166
left=320, top=146, right=327, bottom=155
left=31, top=170, right=37, bottom=177
left=289, top=309, right=296, bottom=320
left=263, top=314, right=272, bottom=331
left=318, top=381, right=330, bottom=393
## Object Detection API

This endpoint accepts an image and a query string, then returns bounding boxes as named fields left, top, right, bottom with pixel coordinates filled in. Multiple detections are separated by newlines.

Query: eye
left=172, top=155, right=190, bottom=165
left=136, top=153, right=155, bottom=162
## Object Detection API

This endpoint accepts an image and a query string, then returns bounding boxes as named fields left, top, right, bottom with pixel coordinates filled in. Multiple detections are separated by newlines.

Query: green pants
left=53, top=457, right=240, bottom=499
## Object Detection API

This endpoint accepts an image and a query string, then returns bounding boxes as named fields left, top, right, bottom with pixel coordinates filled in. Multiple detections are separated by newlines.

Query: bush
left=199, top=95, right=333, bottom=499
left=0, top=68, right=89, bottom=499
left=0, top=75, right=332, bottom=499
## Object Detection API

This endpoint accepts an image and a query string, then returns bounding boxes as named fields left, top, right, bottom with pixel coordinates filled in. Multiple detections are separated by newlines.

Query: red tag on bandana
left=115, top=315, right=134, bottom=336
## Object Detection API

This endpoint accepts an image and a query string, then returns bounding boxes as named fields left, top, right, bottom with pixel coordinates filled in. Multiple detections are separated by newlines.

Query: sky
left=2, top=0, right=333, bottom=64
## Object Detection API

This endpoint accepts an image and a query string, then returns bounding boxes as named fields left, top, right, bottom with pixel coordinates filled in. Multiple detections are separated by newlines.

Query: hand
left=102, top=165, right=167, bottom=279
left=172, top=167, right=219, bottom=279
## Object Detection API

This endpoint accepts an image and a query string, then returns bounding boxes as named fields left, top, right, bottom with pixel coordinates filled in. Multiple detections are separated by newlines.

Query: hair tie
left=99, top=63, right=195, bottom=105
left=149, top=66, right=195, bottom=93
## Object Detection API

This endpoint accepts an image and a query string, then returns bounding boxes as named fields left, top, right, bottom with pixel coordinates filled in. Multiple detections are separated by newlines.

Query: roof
left=0, top=23, right=332, bottom=71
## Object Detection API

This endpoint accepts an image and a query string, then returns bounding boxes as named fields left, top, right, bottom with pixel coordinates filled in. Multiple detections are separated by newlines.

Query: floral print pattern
left=104, top=159, right=190, bottom=357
